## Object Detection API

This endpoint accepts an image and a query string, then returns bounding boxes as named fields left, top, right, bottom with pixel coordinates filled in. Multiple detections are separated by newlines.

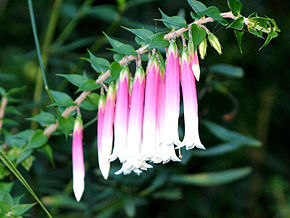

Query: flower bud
left=188, top=39, right=201, bottom=81
left=208, top=33, right=222, bottom=55
left=198, top=39, right=207, bottom=59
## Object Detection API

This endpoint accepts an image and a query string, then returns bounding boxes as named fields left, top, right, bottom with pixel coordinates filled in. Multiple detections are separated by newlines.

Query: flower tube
left=188, top=39, right=201, bottom=81
left=98, top=84, right=115, bottom=179
left=156, top=64, right=180, bottom=163
left=164, top=40, right=181, bottom=147
left=72, top=114, right=85, bottom=201
left=97, top=92, right=105, bottom=158
left=141, top=54, right=159, bottom=162
left=180, top=47, right=205, bottom=150
left=110, top=65, right=129, bottom=163
left=115, top=65, right=151, bottom=175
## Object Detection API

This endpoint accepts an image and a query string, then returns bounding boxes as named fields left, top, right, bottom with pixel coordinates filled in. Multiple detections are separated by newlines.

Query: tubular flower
left=110, top=65, right=129, bottom=163
left=98, top=84, right=115, bottom=179
left=156, top=64, right=180, bottom=163
left=72, top=114, right=85, bottom=201
left=179, top=47, right=205, bottom=150
left=164, top=40, right=181, bottom=146
left=116, top=65, right=151, bottom=175
left=188, top=39, right=201, bottom=81
left=141, top=54, right=159, bottom=162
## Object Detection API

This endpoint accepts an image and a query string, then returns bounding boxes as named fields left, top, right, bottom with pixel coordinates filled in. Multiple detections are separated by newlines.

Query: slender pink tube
left=164, top=40, right=181, bottom=146
left=72, top=115, right=85, bottom=201
left=180, top=47, right=205, bottom=150
left=98, top=85, right=115, bottom=179
left=110, top=65, right=129, bottom=162
left=156, top=64, right=180, bottom=163
left=141, top=54, right=159, bottom=162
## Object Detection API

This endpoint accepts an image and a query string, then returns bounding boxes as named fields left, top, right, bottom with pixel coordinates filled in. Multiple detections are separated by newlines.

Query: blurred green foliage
left=0, top=0, right=289, bottom=217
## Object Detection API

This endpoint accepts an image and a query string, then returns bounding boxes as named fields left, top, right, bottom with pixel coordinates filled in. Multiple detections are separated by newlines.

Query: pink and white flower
left=72, top=114, right=85, bottom=201
left=115, top=65, right=151, bottom=175
left=141, top=54, right=159, bottom=162
left=156, top=64, right=180, bottom=163
left=110, top=65, right=129, bottom=163
left=98, top=85, right=115, bottom=179
left=164, top=40, right=181, bottom=147
left=180, top=47, right=205, bottom=150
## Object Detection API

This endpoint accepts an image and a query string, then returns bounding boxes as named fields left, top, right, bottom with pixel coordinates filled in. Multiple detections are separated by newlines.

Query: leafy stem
left=43, top=11, right=276, bottom=137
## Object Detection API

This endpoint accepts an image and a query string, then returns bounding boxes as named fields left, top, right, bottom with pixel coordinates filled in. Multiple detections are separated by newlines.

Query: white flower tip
left=73, top=177, right=84, bottom=202
left=99, top=161, right=110, bottom=180
left=192, top=64, right=200, bottom=81
left=196, top=143, right=206, bottom=150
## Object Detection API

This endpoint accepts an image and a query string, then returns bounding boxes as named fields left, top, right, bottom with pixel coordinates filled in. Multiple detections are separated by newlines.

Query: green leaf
left=113, top=53, right=124, bottom=62
left=0, top=87, right=5, bottom=95
left=153, top=189, right=182, bottom=200
left=88, top=5, right=119, bottom=22
left=110, top=44, right=137, bottom=56
left=5, top=130, right=35, bottom=148
left=122, top=27, right=154, bottom=43
left=43, top=145, right=54, bottom=167
left=103, top=32, right=124, bottom=48
left=87, top=93, right=99, bottom=108
left=247, top=26, right=263, bottom=38
left=42, top=195, right=86, bottom=210
left=16, top=149, right=33, bottom=163
left=50, top=90, right=75, bottom=107
left=190, top=24, right=207, bottom=51
left=57, top=74, right=85, bottom=87
left=7, top=86, right=26, bottom=96
left=11, top=203, right=35, bottom=216
left=82, top=50, right=110, bottom=73
left=149, top=33, right=169, bottom=48
left=158, top=9, right=187, bottom=29
left=227, top=17, right=244, bottom=30
left=204, top=6, right=222, bottom=21
left=259, top=28, right=278, bottom=50
left=77, top=79, right=101, bottom=92
left=58, top=116, right=74, bottom=137
left=203, top=120, right=261, bottom=146
left=111, top=62, right=122, bottom=80
left=170, top=167, right=252, bottom=186
left=26, top=130, right=48, bottom=149
left=0, top=151, right=52, bottom=217
left=227, top=0, right=242, bottom=16
left=5, top=106, right=21, bottom=116
left=0, top=200, right=10, bottom=213
left=190, top=142, right=242, bottom=157
left=209, top=64, right=244, bottom=78
left=190, top=11, right=200, bottom=20
left=28, top=111, right=56, bottom=126
left=123, top=198, right=136, bottom=217
left=234, top=30, right=244, bottom=53
left=187, top=0, right=207, bottom=16
left=21, top=155, right=35, bottom=171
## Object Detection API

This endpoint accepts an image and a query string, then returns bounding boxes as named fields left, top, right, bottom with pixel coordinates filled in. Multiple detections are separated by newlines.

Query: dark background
left=0, top=0, right=289, bottom=217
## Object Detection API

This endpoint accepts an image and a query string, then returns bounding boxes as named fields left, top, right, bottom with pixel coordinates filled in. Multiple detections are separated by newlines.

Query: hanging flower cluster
left=98, top=39, right=205, bottom=178
left=71, top=39, right=206, bottom=200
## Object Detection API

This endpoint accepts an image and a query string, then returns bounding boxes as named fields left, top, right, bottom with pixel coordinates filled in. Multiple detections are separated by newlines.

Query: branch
left=0, top=95, right=8, bottom=132
left=43, top=11, right=261, bottom=137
